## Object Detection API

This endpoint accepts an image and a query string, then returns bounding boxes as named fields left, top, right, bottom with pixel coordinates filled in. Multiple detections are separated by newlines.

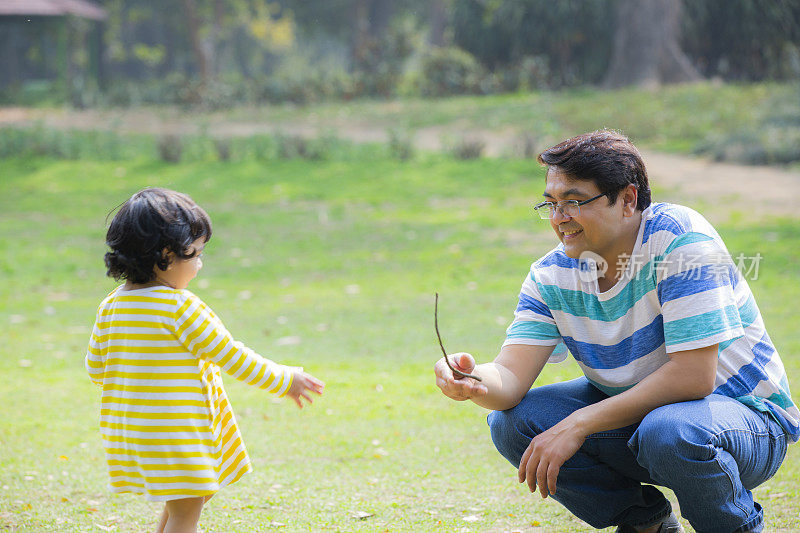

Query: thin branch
left=435, top=292, right=482, bottom=381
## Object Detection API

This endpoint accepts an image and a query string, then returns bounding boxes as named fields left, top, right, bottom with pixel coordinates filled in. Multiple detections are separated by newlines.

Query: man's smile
left=561, top=228, right=583, bottom=239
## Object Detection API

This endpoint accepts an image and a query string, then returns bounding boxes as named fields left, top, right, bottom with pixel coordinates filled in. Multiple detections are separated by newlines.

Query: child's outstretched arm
left=171, top=292, right=323, bottom=402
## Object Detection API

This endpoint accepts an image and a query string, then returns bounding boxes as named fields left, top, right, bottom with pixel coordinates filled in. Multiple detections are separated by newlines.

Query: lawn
left=1, top=148, right=798, bottom=532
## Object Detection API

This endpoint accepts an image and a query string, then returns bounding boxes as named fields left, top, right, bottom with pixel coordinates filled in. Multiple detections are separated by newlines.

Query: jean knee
left=632, top=404, right=714, bottom=473
left=488, top=406, right=533, bottom=466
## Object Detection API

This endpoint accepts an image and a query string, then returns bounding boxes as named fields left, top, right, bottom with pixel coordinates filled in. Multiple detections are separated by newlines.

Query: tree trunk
left=603, top=0, right=701, bottom=88
left=182, top=0, right=209, bottom=84
left=428, top=0, right=448, bottom=47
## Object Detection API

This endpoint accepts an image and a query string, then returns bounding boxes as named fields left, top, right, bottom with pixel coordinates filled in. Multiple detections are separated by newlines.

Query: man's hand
left=518, top=415, right=586, bottom=498
left=285, top=369, right=325, bottom=408
left=434, top=352, right=488, bottom=401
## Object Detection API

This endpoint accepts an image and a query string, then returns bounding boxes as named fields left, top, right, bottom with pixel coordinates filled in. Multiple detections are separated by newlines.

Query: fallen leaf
left=276, top=336, right=301, bottom=346
left=372, top=448, right=388, bottom=458
left=345, top=284, right=360, bottom=295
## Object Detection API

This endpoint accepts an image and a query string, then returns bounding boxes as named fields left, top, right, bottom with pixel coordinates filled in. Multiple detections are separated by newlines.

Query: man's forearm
left=469, top=344, right=552, bottom=411
left=469, top=362, right=528, bottom=411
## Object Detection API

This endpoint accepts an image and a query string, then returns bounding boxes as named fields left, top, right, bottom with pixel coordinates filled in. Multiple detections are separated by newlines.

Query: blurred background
left=2, top=0, right=799, bottom=103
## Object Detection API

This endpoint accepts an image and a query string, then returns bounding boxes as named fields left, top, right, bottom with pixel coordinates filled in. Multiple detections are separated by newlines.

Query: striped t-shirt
left=505, top=202, right=799, bottom=443
left=86, top=286, right=294, bottom=501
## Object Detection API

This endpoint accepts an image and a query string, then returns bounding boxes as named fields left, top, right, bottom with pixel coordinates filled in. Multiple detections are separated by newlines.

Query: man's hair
left=538, top=130, right=651, bottom=211
left=104, top=188, right=212, bottom=284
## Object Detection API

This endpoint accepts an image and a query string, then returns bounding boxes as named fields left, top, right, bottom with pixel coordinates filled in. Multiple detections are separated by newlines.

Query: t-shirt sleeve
left=656, top=231, right=745, bottom=353
left=503, top=267, right=565, bottom=363
left=171, top=291, right=294, bottom=396
left=85, top=310, right=105, bottom=386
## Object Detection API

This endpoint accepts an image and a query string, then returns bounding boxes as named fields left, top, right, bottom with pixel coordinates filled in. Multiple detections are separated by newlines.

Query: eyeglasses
left=532, top=193, right=607, bottom=220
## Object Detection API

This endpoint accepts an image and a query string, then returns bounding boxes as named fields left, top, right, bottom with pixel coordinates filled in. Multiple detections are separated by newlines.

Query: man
left=434, top=131, right=797, bottom=533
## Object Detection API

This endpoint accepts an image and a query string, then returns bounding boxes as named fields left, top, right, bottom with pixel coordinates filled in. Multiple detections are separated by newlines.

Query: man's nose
left=551, top=206, right=572, bottom=223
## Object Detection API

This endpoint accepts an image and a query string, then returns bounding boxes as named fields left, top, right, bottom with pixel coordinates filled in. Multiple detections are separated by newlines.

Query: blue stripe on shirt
left=714, top=331, right=775, bottom=397
left=657, top=264, right=735, bottom=304
left=538, top=253, right=577, bottom=270
left=516, top=292, right=553, bottom=318
left=642, top=210, right=692, bottom=245
left=562, top=314, right=665, bottom=369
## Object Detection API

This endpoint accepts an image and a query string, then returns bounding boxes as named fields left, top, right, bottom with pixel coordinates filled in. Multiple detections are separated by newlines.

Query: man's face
left=542, top=167, right=623, bottom=260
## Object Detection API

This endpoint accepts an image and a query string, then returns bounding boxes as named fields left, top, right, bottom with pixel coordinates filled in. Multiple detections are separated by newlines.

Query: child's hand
left=285, top=368, right=325, bottom=408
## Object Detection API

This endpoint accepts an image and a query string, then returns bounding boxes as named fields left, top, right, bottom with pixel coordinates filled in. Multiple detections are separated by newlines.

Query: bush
left=418, top=46, right=485, bottom=97
left=213, top=138, right=232, bottom=162
left=158, top=134, right=183, bottom=163
left=0, top=125, right=131, bottom=159
left=448, top=136, right=486, bottom=160
left=387, top=129, right=415, bottom=161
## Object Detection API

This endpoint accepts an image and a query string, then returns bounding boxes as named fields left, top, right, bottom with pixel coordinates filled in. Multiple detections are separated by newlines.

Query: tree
left=603, top=0, right=701, bottom=88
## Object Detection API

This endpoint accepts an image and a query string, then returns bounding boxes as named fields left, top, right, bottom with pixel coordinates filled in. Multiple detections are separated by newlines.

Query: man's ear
left=622, top=184, right=638, bottom=217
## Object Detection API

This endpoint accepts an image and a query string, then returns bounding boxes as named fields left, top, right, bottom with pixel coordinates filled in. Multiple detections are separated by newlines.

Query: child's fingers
left=305, top=374, right=325, bottom=389
left=292, top=395, right=303, bottom=408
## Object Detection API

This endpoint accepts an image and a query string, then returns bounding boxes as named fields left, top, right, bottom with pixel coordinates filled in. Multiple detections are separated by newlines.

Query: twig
left=435, top=292, right=482, bottom=381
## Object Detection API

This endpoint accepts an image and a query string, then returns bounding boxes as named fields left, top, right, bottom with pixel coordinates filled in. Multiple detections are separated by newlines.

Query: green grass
left=1, top=151, right=798, bottom=532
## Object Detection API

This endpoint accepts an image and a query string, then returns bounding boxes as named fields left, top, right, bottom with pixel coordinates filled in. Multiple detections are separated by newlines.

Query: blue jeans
left=487, top=378, right=787, bottom=533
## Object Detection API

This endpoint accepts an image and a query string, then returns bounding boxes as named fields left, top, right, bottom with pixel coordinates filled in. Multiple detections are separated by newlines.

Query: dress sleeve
left=85, top=311, right=105, bottom=386
left=171, top=291, right=294, bottom=396
left=503, top=267, right=565, bottom=362
left=656, top=231, right=745, bottom=354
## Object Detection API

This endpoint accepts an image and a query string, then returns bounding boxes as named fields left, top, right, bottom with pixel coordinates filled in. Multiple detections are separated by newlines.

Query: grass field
left=1, top=146, right=798, bottom=531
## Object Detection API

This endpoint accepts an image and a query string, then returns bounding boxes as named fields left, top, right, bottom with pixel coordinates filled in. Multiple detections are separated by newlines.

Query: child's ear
left=157, top=247, right=174, bottom=272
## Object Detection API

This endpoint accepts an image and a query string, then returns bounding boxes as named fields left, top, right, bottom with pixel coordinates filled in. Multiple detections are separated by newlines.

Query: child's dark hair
left=104, top=188, right=212, bottom=284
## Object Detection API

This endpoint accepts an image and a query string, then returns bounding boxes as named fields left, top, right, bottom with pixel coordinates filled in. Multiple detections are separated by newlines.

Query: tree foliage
left=682, top=0, right=800, bottom=80
left=1, top=0, right=798, bottom=106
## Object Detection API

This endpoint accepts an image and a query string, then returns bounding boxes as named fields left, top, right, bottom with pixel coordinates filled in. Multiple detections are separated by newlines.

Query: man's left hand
left=517, top=416, right=586, bottom=498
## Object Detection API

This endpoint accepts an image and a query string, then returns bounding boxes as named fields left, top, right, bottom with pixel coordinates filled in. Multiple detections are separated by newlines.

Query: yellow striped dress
left=85, top=286, right=294, bottom=501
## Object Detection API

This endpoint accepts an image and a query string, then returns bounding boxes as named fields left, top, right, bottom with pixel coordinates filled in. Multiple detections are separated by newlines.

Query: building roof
left=0, top=0, right=107, bottom=20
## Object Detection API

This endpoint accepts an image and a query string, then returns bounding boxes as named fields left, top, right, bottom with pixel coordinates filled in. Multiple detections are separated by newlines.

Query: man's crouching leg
left=630, top=394, right=788, bottom=533
left=488, top=377, right=672, bottom=529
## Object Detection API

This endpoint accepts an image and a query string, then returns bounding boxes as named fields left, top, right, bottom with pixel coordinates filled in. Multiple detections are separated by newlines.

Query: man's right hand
left=434, top=352, right=488, bottom=401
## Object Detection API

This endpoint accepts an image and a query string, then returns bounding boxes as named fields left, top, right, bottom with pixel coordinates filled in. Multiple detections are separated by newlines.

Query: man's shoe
left=615, top=511, right=684, bottom=533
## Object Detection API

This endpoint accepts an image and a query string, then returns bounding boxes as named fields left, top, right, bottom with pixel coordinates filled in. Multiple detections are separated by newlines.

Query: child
left=85, top=187, right=324, bottom=533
